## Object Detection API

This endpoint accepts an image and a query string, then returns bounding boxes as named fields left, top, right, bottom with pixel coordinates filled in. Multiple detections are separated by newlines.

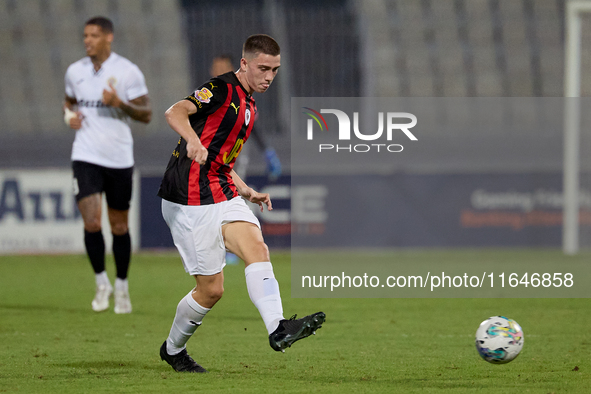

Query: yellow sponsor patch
left=195, top=87, right=213, bottom=103
left=222, top=138, right=244, bottom=165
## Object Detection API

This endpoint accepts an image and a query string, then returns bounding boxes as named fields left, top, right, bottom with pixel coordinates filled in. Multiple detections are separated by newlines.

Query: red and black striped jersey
left=158, top=72, right=256, bottom=205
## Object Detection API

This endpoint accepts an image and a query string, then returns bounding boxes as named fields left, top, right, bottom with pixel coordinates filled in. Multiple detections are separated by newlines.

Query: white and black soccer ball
left=475, top=316, right=524, bottom=364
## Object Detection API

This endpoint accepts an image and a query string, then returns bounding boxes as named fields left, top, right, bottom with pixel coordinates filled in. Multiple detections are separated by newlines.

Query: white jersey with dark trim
left=65, top=52, right=148, bottom=168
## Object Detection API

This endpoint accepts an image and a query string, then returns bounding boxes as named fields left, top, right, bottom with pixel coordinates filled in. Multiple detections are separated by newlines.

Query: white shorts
left=161, top=197, right=261, bottom=276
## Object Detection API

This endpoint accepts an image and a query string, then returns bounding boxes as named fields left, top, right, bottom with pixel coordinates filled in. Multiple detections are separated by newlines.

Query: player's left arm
left=102, top=82, right=152, bottom=123
left=231, top=170, right=273, bottom=212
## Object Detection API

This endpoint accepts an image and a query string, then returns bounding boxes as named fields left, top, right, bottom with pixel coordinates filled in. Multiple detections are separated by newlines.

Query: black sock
left=113, top=232, right=131, bottom=280
left=84, top=230, right=105, bottom=273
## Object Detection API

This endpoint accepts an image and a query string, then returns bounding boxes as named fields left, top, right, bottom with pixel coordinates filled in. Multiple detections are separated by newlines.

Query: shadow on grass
left=282, top=371, right=562, bottom=390
left=0, top=303, right=85, bottom=314
left=56, top=360, right=163, bottom=372
left=0, top=303, right=169, bottom=318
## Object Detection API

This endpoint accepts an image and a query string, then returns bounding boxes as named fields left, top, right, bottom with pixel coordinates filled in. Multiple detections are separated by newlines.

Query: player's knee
left=110, top=222, right=129, bottom=235
left=242, top=240, right=269, bottom=264
left=84, top=219, right=102, bottom=233
left=255, top=241, right=270, bottom=261
left=206, top=285, right=224, bottom=303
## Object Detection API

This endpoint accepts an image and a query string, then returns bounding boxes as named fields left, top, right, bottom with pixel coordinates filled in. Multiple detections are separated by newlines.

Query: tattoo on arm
left=119, top=95, right=152, bottom=124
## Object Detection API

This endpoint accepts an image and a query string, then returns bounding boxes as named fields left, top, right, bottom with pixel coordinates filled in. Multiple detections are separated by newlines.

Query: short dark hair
left=85, top=16, right=114, bottom=34
left=242, top=34, right=280, bottom=58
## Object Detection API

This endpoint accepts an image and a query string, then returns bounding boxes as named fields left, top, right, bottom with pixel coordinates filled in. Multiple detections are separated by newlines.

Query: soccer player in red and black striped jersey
left=157, top=35, right=325, bottom=373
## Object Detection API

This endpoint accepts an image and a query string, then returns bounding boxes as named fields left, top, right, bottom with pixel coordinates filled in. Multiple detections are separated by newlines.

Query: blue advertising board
left=142, top=172, right=589, bottom=249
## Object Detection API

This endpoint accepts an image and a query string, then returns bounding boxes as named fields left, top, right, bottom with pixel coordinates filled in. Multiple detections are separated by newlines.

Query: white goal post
left=563, top=0, right=591, bottom=254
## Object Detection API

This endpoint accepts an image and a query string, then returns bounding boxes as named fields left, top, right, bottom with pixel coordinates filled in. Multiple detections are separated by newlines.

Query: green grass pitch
left=1, top=250, right=590, bottom=393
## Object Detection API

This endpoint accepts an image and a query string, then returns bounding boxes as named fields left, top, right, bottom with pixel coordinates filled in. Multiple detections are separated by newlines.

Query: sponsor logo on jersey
left=230, top=102, right=240, bottom=115
left=77, top=99, right=108, bottom=108
left=222, top=138, right=244, bottom=165
left=187, top=95, right=203, bottom=109
left=195, top=87, right=213, bottom=103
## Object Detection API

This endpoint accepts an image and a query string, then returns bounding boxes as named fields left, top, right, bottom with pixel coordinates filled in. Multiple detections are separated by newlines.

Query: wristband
left=64, top=107, right=77, bottom=125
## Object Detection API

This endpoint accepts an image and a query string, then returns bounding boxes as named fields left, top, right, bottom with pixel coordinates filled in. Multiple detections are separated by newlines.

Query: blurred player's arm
left=102, top=82, right=152, bottom=123
left=165, top=100, right=208, bottom=165
left=63, top=95, right=83, bottom=130
left=249, top=126, right=267, bottom=151
left=231, top=169, right=272, bottom=212
left=250, top=126, right=282, bottom=181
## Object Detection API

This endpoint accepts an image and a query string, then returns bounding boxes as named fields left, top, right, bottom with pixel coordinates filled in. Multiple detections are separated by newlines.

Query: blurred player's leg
left=79, top=193, right=112, bottom=312
left=112, top=231, right=132, bottom=314
left=225, top=252, right=240, bottom=265
left=105, top=167, right=133, bottom=314
left=108, top=208, right=132, bottom=314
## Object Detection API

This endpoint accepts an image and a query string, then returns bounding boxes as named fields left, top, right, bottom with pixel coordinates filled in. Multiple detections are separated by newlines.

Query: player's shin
left=84, top=229, right=105, bottom=273
left=113, top=232, right=131, bottom=279
left=245, top=262, right=284, bottom=334
left=166, top=291, right=210, bottom=355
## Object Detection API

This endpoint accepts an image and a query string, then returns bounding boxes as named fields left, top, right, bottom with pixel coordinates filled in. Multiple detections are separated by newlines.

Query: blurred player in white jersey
left=63, top=16, right=152, bottom=314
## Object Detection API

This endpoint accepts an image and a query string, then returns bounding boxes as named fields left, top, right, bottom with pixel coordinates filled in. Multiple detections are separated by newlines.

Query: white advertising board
left=0, top=169, right=140, bottom=254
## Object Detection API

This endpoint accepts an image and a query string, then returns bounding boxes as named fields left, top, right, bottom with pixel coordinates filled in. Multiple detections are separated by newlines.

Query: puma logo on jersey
left=230, top=103, right=240, bottom=115
left=209, top=83, right=217, bottom=89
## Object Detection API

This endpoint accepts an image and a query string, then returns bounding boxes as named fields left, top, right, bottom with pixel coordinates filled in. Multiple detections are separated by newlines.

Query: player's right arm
left=63, top=95, right=84, bottom=130
left=164, top=100, right=208, bottom=165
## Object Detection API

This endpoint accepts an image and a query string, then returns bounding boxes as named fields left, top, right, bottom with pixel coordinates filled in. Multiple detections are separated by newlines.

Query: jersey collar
left=229, top=72, right=251, bottom=97
left=90, top=52, right=117, bottom=75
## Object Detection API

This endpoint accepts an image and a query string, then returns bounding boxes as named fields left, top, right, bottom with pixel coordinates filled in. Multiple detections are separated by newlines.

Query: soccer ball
left=475, top=316, right=524, bottom=364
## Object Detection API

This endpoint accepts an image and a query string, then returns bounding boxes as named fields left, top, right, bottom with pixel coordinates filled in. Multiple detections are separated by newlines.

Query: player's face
left=83, top=24, right=113, bottom=58
left=241, top=53, right=281, bottom=94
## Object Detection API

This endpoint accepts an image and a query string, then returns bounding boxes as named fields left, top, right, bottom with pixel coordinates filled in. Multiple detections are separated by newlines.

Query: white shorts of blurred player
left=161, top=197, right=260, bottom=275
